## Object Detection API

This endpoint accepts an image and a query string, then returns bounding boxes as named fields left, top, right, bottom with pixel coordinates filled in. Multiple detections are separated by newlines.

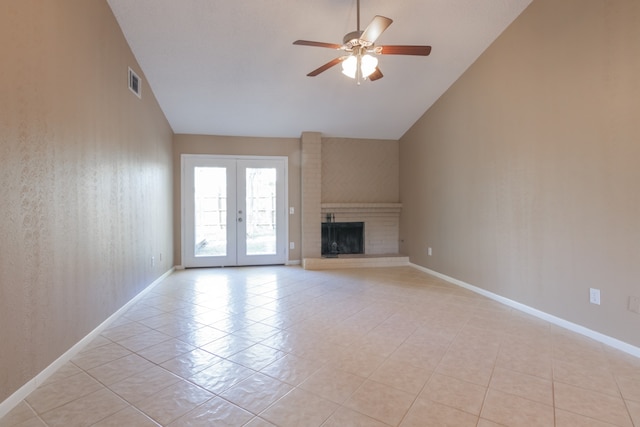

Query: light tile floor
left=2, top=266, right=640, bottom=426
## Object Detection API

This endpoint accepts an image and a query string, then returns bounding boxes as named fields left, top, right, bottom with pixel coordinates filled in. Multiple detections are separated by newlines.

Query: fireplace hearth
left=321, top=221, right=364, bottom=257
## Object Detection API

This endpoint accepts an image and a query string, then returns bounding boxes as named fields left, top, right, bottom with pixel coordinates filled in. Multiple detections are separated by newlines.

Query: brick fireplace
left=300, top=132, right=407, bottom=269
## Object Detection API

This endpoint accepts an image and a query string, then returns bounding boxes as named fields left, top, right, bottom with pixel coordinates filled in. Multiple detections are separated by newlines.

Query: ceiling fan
left=293, top=0, right=432, bottom=84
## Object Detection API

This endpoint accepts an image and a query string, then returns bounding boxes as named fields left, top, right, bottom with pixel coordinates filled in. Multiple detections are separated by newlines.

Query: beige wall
left=173, top=134, right=302, bottom=265
left=322, top=137, right=399, bottom=203
left=0, top=0, right=174, bottom=402
left=400, top=0, right=640, bottom=348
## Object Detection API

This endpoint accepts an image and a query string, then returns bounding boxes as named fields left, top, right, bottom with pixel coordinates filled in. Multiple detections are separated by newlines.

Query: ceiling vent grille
left=128, top=67, right=141, bottom=98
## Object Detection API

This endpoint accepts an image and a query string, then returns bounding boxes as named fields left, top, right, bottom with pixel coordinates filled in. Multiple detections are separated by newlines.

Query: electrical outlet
left=289, top=242, right=295, bottom=250
left=427, top=247, right=433, bottom=256
left=589, top=288, right=600, bottom=305
left=629, top=296, right=640, bottom=314
left=289, top=207, right=295, bottom=215
left=151, top=256, right=155, bottom=267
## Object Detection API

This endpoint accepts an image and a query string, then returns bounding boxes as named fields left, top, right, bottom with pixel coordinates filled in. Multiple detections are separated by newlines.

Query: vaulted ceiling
left=106, top=0, right=532, bottom=140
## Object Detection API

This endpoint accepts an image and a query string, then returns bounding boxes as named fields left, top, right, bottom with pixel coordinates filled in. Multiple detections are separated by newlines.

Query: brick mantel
left=321, top=203, right=402, bottom=214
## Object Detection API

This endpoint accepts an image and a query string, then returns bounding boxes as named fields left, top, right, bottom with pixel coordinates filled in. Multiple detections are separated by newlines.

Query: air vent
left=128, top=67, right=141, bottom=98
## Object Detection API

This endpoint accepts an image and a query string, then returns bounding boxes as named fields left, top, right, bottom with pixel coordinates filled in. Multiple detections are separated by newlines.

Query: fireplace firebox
left=321, top=221, right=364, bottom=257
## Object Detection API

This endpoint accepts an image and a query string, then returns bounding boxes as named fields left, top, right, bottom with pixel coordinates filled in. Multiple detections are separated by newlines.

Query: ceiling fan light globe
left=341, top=55, right=357, bottom=78
left=361, top=54, right=378, bottom=78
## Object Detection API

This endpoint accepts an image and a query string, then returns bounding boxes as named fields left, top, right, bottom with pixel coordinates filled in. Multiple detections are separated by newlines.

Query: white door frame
left=181, top=154, right=289, bottom=268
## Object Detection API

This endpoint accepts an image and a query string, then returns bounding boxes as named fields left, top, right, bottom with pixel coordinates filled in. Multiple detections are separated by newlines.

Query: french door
left=182, top=155, right=287, bottom=267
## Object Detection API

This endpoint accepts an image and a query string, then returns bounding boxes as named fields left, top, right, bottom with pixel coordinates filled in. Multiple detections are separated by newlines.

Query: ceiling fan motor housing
left=343, top=31, right=367, bottom=48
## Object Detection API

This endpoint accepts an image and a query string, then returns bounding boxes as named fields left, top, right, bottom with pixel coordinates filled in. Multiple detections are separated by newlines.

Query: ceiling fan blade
left=307, top=57, right=345, bottom=76
left=368, top=67, right=383, bottom=81
left=293, top=40, right=342, bottom=50
left=378, top=45, right=432, bottom=56
left=359, top=15, right=393, bottom=44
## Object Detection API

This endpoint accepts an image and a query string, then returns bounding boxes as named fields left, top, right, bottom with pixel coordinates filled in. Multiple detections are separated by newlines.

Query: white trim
left=286, top=259, right=301, bottom=266
left=410, top=263, right=640, bottom=359
left=0, top=267, right=175, bottom=419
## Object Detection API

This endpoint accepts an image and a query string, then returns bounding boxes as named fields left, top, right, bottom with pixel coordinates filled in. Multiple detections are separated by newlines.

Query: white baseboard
left=410, top=263, right=640, bottom=359
left=0, top=267, right=175, bottom=420
left=286, top=260, right=301, bottom=266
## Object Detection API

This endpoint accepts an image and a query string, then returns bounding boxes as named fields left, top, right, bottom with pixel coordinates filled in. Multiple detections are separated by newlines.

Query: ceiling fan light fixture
left=341, top=55, right=358, bottom=78
left=341, top=53, right=378, bottom=80
left=361, top=54, right=378, bottom=78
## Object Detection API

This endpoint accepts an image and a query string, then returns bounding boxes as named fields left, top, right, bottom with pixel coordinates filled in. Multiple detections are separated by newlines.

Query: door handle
left=238, top=217, right=243, bottom=222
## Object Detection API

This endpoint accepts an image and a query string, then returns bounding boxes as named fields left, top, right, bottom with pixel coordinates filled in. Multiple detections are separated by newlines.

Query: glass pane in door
left=194, top=167, right=227, bottom=257
left=245, top=167, right=277, bottom=255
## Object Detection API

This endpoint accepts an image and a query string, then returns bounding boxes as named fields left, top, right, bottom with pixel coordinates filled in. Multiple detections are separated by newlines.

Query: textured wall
left=322, top=138, right=399, bottom=203
left=172, top=134, right=302, bottom=264
left=0, top=0, right=174, bottom=402
left=400, top=0, right=640, bottom=348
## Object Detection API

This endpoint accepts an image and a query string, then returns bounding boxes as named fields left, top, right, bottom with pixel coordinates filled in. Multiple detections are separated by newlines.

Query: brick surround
left=321, top=203, right=402, bottom=255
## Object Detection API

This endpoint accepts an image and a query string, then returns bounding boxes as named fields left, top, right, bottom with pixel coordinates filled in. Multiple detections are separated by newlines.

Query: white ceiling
left=106, top=0, right=532, bottom=140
